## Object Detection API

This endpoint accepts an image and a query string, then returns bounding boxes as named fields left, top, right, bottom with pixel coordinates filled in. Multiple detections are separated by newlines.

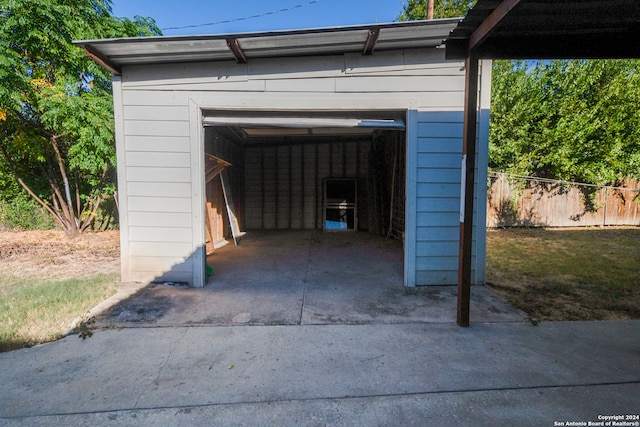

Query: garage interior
left=202, top=111, right=408, bottom=285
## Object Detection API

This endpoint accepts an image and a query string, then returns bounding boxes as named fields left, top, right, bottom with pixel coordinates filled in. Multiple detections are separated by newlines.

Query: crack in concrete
left=7, top=379, right=640, bottom=419
left=134, top=328, right=189, bottom=409
left=298, top=234, right=314, bottom=325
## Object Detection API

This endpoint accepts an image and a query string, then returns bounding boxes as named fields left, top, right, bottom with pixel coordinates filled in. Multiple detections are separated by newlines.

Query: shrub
left=0, top=193, right=56, bottom=230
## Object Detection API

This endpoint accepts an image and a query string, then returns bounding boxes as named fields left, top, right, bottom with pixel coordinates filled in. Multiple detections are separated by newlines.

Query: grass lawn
left=0, top=273, right=118, bottom=352
left=486, top=227, right=640, bottom=321
left=0, top=230, right=120, bottom=353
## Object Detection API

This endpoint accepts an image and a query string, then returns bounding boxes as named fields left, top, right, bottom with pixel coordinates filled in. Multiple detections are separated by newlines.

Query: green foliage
left=490, top=60, right=640, bottom=185
left=398, top=0, right=476, bottom=20
left=0, top=193, right=55, bottom=230
left=0, top=160, right=54, bottom=229
left=0, top=0, right=160, bottom=233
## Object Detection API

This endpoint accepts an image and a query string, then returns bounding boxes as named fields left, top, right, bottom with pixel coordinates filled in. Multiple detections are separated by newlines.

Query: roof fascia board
left=74, top=18, right=460, bottom=46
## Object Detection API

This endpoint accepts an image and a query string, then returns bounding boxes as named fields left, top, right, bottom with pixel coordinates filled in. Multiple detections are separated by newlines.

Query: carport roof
left=445, top=0, right=640, bottom=60
left=447, top=0, right=640, bottom=327
left=75, top=19, right=460, bottom=75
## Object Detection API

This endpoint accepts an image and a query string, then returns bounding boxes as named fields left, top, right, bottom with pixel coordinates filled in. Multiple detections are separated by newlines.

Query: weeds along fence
left=487, top=172, right=640, bottom=227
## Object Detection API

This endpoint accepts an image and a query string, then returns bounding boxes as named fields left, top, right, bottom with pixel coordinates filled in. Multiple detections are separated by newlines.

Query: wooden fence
left=487, top=172, right=640, bottom=227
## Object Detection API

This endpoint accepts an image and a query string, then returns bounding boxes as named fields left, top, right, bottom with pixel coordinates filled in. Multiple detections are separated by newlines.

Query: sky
left=110, top=0, right=406, bottom=36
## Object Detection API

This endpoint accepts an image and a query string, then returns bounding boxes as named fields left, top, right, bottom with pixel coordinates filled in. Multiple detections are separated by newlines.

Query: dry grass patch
left=486, top=227, right=640, bottom=321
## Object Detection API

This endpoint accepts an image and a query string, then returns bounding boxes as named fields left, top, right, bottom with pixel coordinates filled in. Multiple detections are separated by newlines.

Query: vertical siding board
left=345, top=142, right=358, bottom=177
left=328, top=142, right=334, bottom=177
left=289, top=144, right=293, bottom=229
left=243, top=147, right=262, bottom=229
left=189, top=99, right=204, bottom=287
left=300, top=145, right=305, bottom=229
left=473, top=59, right=492, bottom=285
left=290, top=144, right=303, bottom=229
left=261, top=145, right=266, bottom=229
left=276, top=145, right=290, bottom=229
left=303, top=143, right=317, bottom=229
left=112, top=76, right=130, bottom=282
left=317, top=143, right=329, bottom=228
left=404, top=110, right=418, bottom=287
left=342, top=141, right=347, bottom=177
left=262, top=146, right=276, bottom=229
left=356, top=140, right=361, bottom=178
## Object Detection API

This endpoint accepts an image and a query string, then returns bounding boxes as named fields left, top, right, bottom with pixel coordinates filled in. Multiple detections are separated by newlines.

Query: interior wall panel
left=244, top=139, right=374, bottom=230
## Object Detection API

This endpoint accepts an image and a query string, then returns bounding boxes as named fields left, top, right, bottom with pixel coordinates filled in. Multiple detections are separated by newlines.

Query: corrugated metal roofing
left=75, top=19, right=460, bottom=74
left=446, top=0, right=640, bottom=59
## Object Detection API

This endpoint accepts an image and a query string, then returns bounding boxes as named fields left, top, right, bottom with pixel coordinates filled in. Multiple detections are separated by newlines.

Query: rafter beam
left=84, top=45, right=121, bottom=76
left=469, top=0, right=522, bottom=52
left=226, top=38, right=247, bottom=64
left=363, top=29, right=380, bottom=55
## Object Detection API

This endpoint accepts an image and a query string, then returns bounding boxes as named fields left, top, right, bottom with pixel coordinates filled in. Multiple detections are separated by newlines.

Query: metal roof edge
left=73, top=18, right=462, bottom=46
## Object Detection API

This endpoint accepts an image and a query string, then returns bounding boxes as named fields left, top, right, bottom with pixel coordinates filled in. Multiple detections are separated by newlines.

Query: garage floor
left=98, top=231, right=525, bottom=326
left=97, top=231, right=525, bottom=326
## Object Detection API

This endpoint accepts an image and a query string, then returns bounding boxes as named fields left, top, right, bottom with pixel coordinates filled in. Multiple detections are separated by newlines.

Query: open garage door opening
left=202, top=110, right=407, bottom=285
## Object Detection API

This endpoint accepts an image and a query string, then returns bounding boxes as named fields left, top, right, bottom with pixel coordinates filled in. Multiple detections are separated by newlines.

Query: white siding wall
left=115, top=48, right=489, bottom=286
left=114, top=79, right=195, bottom=284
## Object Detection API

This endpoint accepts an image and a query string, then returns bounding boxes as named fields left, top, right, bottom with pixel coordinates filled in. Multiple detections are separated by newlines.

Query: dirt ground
left=487, top=274, right=640, bottom=322
left=1, top=229, right=638, bottom=322
left=0, top=230, right=120, bottom=280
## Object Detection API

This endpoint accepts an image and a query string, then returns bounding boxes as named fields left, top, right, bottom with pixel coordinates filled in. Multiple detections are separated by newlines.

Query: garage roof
left=75, top=19, right=460, bottom=75
left=446, top=0, right=640, bottom=60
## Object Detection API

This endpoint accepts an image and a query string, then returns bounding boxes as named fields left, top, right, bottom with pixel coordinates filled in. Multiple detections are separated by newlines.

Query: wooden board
left=220, top=169, right=243, bottom=245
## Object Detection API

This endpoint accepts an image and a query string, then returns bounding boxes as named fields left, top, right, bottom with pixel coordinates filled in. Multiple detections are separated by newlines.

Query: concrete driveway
left=1, top=231, right=638, bottom=425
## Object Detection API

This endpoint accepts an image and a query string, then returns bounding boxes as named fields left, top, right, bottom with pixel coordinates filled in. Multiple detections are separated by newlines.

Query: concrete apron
left=95, top=230, right=525, bottom=327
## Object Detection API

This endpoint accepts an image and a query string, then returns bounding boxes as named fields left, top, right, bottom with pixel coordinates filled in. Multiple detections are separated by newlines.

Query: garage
left=76, top=19, right=491, bottom=288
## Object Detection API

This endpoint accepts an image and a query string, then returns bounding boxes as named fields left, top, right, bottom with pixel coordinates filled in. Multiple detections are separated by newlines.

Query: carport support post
left=457, top=54, right=479, bottom=327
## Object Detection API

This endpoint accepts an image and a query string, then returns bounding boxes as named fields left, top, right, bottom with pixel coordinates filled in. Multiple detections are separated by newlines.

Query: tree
left=490, top=59, right=640, bottom=185
left=398, top=0, right=476, bottom=20
left=398, top=0, right=640, bottom=186
left=0, top=0, right=160, bottom=235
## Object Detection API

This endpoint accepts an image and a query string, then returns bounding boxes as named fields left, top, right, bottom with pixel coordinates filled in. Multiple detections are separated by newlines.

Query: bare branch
left=50, top=135, right=75, bottom=222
